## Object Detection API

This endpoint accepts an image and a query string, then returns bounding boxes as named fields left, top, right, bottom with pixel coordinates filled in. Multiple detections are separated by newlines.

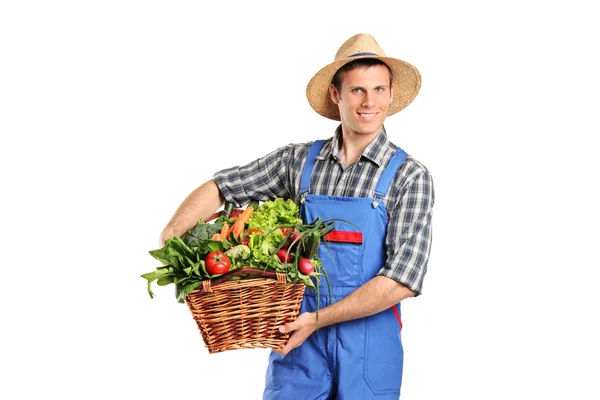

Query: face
left=329, top=64, right=394, bottom=137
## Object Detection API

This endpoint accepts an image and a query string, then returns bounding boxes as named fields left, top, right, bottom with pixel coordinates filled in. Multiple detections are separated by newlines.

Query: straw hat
left=306, top=33, right=421, bottom=121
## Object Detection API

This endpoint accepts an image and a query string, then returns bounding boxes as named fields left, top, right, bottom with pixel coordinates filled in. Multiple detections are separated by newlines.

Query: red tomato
left=241, top=229, right=263, bottom=245
left=229, top=209, right=243, bottom=219
left=206, top=261, right=230, bottom=275
left=279, top=227, right=293, bottom=236
left=276, top=249, right=293, bottom=263
left=298, top=258, right=314, bottom=275
left=205, top=251, right=230, bottom=274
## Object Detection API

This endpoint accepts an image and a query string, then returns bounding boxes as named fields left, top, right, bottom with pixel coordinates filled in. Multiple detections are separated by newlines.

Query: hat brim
left=306, top=56, right=421, bottom=121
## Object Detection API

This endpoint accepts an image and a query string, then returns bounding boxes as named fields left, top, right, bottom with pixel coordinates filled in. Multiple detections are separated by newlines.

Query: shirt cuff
left=212, top=170, right=242, bottom=208
left=376, top=268, right=423, bottom=297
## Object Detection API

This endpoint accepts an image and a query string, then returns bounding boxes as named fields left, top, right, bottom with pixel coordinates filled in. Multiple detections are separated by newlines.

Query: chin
left=357, top=122, right=383, bottom=135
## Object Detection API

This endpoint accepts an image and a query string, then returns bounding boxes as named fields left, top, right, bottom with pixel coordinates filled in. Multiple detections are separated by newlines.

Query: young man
left=160, top=33, right=434, bottom=399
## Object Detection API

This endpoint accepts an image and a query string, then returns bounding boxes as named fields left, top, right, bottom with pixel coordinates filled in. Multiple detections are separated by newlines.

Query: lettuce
left=247, top=198, right=299, bottom=233
left=248, top=229, right=285, bottom=261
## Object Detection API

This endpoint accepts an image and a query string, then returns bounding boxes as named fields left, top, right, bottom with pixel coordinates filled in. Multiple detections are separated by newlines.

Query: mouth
left=357, top=111, right=378, bottom=121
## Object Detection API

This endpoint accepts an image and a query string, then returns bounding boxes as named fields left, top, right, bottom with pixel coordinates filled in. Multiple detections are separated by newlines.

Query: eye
left=352, top=88, right=363, bottom=94
left=375, top=87, right=385, bottom=93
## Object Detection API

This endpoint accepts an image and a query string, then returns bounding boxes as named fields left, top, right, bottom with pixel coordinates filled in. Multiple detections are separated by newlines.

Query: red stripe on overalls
left=323, top=230, right=363, bottom=243
left=325, top=231, right=402, bottom=328
left=391, top=305, right=402, bottom=328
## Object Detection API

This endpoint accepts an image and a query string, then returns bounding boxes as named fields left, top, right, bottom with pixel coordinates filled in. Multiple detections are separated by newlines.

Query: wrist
left=310, top=310, right=325, bottom=331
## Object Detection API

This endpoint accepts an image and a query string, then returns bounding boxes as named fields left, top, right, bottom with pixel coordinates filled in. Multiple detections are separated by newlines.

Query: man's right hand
left=158, top=227, right=178, bottom=248
left=156, top=179, right=225, bottom=248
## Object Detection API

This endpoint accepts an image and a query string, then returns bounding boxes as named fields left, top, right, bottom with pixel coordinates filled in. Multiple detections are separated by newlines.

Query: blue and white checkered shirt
left=213, top=126, right=434, bottom=295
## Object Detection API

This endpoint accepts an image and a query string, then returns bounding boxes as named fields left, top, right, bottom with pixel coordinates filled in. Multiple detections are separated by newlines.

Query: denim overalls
left=264, top=140, right=408, bottom=399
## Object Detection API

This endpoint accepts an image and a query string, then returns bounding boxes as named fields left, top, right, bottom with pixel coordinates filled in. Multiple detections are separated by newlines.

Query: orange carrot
left=230, top=221, right=244, bottom=239
left=230, top=206, right=255, bottom=239
left=211, top=233, right=221, bottom=241
left=237, top=206, right=254, bottom=224
left=220, top=223, right=229, bottom=239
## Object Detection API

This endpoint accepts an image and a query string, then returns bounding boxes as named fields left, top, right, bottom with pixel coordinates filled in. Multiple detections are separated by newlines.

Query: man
left=160, top=33, right=434, bottom=399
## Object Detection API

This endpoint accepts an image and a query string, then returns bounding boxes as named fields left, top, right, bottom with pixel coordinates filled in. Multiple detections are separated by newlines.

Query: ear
left=389, top=82, right=395, bottom=106
left=329, top=84, right=341, bottom=104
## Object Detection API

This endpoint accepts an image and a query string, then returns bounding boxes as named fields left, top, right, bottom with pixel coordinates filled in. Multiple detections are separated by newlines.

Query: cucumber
left=301, top=229, right=321, bottom=258
left=249, top=199, right=260, bottom=210
left=216, top=201, right=235, bottom=223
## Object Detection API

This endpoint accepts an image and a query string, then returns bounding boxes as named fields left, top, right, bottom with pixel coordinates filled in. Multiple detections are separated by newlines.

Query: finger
left=278, top=343, right=292, bottom=356
left=279, top=320, right=298, bottom=334
left=273, top=343, right=291, bottom=355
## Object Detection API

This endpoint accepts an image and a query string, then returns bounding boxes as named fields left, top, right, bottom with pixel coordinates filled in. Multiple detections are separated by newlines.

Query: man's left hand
left=274, top=312, right=317, bottom=355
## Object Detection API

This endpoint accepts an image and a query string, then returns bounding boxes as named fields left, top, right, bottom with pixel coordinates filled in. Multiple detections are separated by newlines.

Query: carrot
left=230, top=205, right=255, bottom=239
left=230, top=221, right=244, bottom=239
left=211, top=233, right=221, bottom=240
left=237, top=206, right=254, bottom=224
left=220, top=223, right=229, bottom=239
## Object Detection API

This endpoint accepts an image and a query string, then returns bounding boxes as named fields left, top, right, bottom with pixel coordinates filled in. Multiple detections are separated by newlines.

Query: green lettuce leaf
left=247, top=198, right=299, bottom=232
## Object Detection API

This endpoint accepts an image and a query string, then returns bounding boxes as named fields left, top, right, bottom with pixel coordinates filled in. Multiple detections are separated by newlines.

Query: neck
left=338, top=127, right=381, bottom=167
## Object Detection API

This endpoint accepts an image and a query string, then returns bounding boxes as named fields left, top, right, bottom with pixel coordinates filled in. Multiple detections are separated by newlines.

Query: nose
left=362, top=92, right=374, bottom=108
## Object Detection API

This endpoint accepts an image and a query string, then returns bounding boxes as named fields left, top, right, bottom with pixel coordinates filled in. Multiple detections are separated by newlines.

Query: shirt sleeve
left=378, top=170, right=435, bottom=296
left=212, top=144, right=306, bottom=207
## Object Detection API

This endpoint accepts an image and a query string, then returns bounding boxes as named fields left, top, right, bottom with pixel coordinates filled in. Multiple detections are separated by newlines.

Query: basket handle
left=202, top=267, right=286, bottom=293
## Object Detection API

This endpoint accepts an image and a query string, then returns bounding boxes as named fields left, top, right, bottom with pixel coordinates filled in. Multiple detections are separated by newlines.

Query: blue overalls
left=264, top=140, right=408, bottom=400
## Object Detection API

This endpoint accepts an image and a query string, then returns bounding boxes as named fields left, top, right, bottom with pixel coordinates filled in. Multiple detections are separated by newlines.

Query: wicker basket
left=185, top=267, right=306, bottom=354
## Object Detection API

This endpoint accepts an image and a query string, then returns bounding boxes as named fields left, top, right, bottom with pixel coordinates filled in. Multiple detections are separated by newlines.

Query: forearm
left=314, top=275, right=415, bottom=328
left=276, top=275, right=415, bottom=354
left=160, top=180, right=224, bottom=244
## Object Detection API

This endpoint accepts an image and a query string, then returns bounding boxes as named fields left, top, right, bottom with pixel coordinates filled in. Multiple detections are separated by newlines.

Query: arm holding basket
left=276, top=276, right=415, bottom=355
left=159, top=179, right=224, bottom=247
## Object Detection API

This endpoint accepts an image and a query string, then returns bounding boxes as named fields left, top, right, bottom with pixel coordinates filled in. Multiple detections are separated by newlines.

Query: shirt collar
left=317, top=125, right=390, bottom=167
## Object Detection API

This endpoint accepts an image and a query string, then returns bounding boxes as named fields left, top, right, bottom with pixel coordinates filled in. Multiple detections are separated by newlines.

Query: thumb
left=279, top=321, right=297, bottom=334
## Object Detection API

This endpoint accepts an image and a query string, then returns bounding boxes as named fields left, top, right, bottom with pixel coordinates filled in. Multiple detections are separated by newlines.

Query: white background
left=1, top=1, right=599, bottom=399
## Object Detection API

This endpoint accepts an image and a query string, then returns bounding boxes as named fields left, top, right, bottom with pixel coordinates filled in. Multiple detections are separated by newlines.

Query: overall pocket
left=363, top=310, right=404, bottom=395
left=264, top=349, right=296, bottom=390
left=319, top=231, right=364, bottom=287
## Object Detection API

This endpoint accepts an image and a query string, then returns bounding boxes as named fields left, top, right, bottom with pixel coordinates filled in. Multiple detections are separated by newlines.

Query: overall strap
left=299, top=140, right=326, bottom=196
left=374, top=147, right=408, bottom=199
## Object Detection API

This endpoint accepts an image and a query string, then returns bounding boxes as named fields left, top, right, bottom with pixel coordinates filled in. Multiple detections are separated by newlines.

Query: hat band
left=349, top=52, right=378, bottom=58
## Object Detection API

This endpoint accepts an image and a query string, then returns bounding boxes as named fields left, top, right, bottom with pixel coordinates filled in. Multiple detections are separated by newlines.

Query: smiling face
left=329, top=63, right=394, bottom=138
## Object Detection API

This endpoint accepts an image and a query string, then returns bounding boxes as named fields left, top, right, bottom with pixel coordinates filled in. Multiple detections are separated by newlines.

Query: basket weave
left=185, top=267, right=305, bottom=354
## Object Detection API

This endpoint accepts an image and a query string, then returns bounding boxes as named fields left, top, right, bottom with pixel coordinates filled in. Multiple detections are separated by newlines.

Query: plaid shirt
left=213, top=126, right=434, bottom=295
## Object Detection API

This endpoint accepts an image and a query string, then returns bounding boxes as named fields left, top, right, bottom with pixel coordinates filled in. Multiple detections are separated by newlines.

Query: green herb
left=142, top=236, right=228, bottom=303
